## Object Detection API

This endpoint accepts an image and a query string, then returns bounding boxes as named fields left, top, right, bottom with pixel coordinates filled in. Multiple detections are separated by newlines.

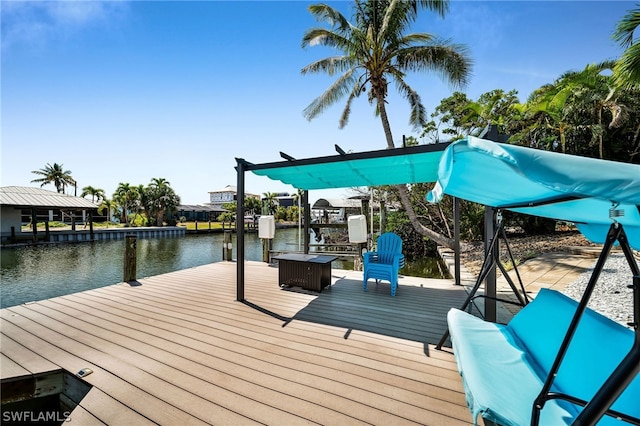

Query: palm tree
left=146, top=178, right=180, bottom=226
left=612, top=6, right=640, bottom=89
left=244, top=196, right=262, bottom=217
left=98, top=198, right=118, bottom=226
left=301, top=0, right=471, bottom=248
left=31, top=163, right=76, bottom=194
left=113, top=183, right=139, bottom=226
left=81, top=186, right=105, bottom=203
left=262, top=192, right=279, bottom=215
left=524, top=82, right=577, bottom=154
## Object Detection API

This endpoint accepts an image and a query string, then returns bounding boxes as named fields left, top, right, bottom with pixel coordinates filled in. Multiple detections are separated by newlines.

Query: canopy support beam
left=236, top=158, right=247, bottom=302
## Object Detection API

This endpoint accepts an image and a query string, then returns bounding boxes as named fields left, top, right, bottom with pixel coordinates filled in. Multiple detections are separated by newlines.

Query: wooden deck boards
left=1, top=260, right=474, bottom=425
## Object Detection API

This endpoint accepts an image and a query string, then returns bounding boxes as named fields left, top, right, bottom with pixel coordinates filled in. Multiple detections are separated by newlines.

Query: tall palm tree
left=612, top=5, right=640, bottom=89
left=31, top=163, right=76, bottom=194
left=81, top=185, right=105, bottom=203
left=113, top=183, right=139, bottom=226
left=301, top=0, right=471, bottom=248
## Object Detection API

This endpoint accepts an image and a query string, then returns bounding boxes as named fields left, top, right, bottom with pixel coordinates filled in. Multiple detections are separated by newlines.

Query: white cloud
left=1, top=0, right=129, bottom=52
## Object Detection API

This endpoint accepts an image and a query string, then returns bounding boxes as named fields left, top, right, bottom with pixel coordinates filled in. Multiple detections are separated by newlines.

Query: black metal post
left=303, top=190, right=310, bottom=254
left=454, top=197, right=461, bottom=285
left=484, top=206, right=497, bottom=322
left=236, top=159, right=246, bottom=301
left=572, top=230, right=640, bottom=425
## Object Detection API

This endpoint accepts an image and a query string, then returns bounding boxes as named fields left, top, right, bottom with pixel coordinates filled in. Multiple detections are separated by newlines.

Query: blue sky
left=1, top=0, right=634, bottom=204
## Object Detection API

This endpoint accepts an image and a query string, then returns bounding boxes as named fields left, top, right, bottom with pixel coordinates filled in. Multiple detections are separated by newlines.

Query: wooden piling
left=262, top=239, right=272, bottom=263
left=124, top=235, right=137, bottom=282
left=223, top=230, right=232, bottom=261
left=31, top=208, right=37, bottom=243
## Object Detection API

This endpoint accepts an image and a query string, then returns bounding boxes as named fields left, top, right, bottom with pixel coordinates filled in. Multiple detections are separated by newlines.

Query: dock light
left=348, top=215, right=367, bottom=243
left=259, top=215, right=275, bottom=239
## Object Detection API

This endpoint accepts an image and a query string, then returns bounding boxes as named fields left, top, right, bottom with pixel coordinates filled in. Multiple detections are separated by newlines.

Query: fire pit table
left=272, top=254, right=338, bottom=292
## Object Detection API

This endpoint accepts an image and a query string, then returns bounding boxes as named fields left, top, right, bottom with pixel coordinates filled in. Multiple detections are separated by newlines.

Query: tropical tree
left=81, top=186, right=105, bottom=203
left=301, top=0, right=471, bottom=248
left=98, top=198, right=118, bottom=225
left=612, top=5, right=640, bottom=89
left=144, top=178, right=181, bottom=226
left=244, top=196, right=262, bottom=217
left=262, top=192, right=279, bottom=215
left=522, top=61, right=625, bottom=158
left=31, top=163, right=76, bottom=194
left=113, top=183, right=139, bottom=226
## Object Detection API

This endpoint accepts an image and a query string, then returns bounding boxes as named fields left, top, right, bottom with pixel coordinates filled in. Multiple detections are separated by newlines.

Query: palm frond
left=302, top=28, right=351, bottom=50
left=612, top=7, right=640, bottom=48
left=301, top=56, right=357, bottom=77
left=303, top=68, right=359, bottom=121
left=397, top=42, right=472, bottom=89
left=613, top=43, right=640, bottom=89
left=308, top=4, right=352, bottom=32
left=339, top=81, right=366, bottom=128
left=395, top=77, right=426, bottom=129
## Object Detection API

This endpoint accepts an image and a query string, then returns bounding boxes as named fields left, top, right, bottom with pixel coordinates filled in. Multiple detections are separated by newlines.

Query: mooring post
left=124, top=235, right=137, bottom=282
left=31, top=208, right=38, bottom=243
left=45, top=221, right=51, bottom=242
left=262, top=238, right=272, bottom=263
left=223, top=230, right=232, bottom=261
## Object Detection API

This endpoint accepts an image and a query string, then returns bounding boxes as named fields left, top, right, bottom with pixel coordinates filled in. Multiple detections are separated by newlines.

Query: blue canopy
left=427, top=136, right=640, bottom=249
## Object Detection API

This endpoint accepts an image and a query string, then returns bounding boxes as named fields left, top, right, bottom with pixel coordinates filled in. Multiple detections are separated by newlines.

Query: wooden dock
left=1, top=261, right=475, bottom=425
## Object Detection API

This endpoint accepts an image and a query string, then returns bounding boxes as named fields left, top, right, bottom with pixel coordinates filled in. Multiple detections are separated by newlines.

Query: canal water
left=1, top=228, right=449, bottom=308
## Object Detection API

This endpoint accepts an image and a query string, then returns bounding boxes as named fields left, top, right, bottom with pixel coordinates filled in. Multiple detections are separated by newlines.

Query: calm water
left=1, top=228, right=448, bottom=308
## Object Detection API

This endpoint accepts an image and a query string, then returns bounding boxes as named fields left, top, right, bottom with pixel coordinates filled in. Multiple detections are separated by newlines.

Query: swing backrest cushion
left=508, top=288, right=640, bottom=421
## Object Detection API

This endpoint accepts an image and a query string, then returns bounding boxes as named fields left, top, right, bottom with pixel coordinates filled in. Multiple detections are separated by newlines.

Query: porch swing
left=427, top=136, right=640, bottom=425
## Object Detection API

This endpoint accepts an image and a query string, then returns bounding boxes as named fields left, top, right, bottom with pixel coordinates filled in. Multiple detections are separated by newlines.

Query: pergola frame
left=234, top=142, right=460, bottom=302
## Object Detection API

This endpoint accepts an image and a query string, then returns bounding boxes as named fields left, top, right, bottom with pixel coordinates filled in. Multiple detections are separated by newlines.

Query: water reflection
left=1, top=228, right=447, bottom=308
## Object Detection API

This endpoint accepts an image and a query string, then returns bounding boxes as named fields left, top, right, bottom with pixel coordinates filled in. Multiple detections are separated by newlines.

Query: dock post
left=124, top=235, right=137, bottom=282
left=31, top=208, right=38, bottom=243
left=262, top=238, right=272, bottom=263
left=45, top=221, right=50, bottom=242
left=223, top=230, right=232, bottom=261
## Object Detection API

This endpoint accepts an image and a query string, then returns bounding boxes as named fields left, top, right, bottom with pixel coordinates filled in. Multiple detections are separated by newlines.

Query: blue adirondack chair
left=363, top=232, right=405, bottom=296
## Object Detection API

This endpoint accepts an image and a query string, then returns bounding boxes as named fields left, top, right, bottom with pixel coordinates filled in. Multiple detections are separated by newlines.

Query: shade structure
left=427, top=136, right=640, bottom=249
left=249, top=143, right=449, bottom=190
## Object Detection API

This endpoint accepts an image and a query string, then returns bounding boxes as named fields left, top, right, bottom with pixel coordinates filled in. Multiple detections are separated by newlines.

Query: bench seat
left=448, top=288, right=640, bottom=425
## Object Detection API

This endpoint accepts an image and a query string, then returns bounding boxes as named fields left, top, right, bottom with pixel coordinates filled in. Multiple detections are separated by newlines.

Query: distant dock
left=2, top=226, right=185, bottom=246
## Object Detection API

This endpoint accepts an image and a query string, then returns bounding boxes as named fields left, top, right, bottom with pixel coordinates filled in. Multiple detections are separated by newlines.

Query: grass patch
left=178, top=221, right=228, bottom=231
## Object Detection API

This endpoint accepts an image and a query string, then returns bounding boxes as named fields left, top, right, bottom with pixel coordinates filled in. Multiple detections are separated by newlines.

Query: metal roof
left=178, top=204, right=227, bottom=213
left=0, top=186, right=98, bottom=209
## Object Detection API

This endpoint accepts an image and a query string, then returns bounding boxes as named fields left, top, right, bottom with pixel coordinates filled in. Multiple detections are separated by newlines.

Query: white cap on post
left=347, top=214, right=367, bottom=243
left=258, top=215, right=275, bottom=239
